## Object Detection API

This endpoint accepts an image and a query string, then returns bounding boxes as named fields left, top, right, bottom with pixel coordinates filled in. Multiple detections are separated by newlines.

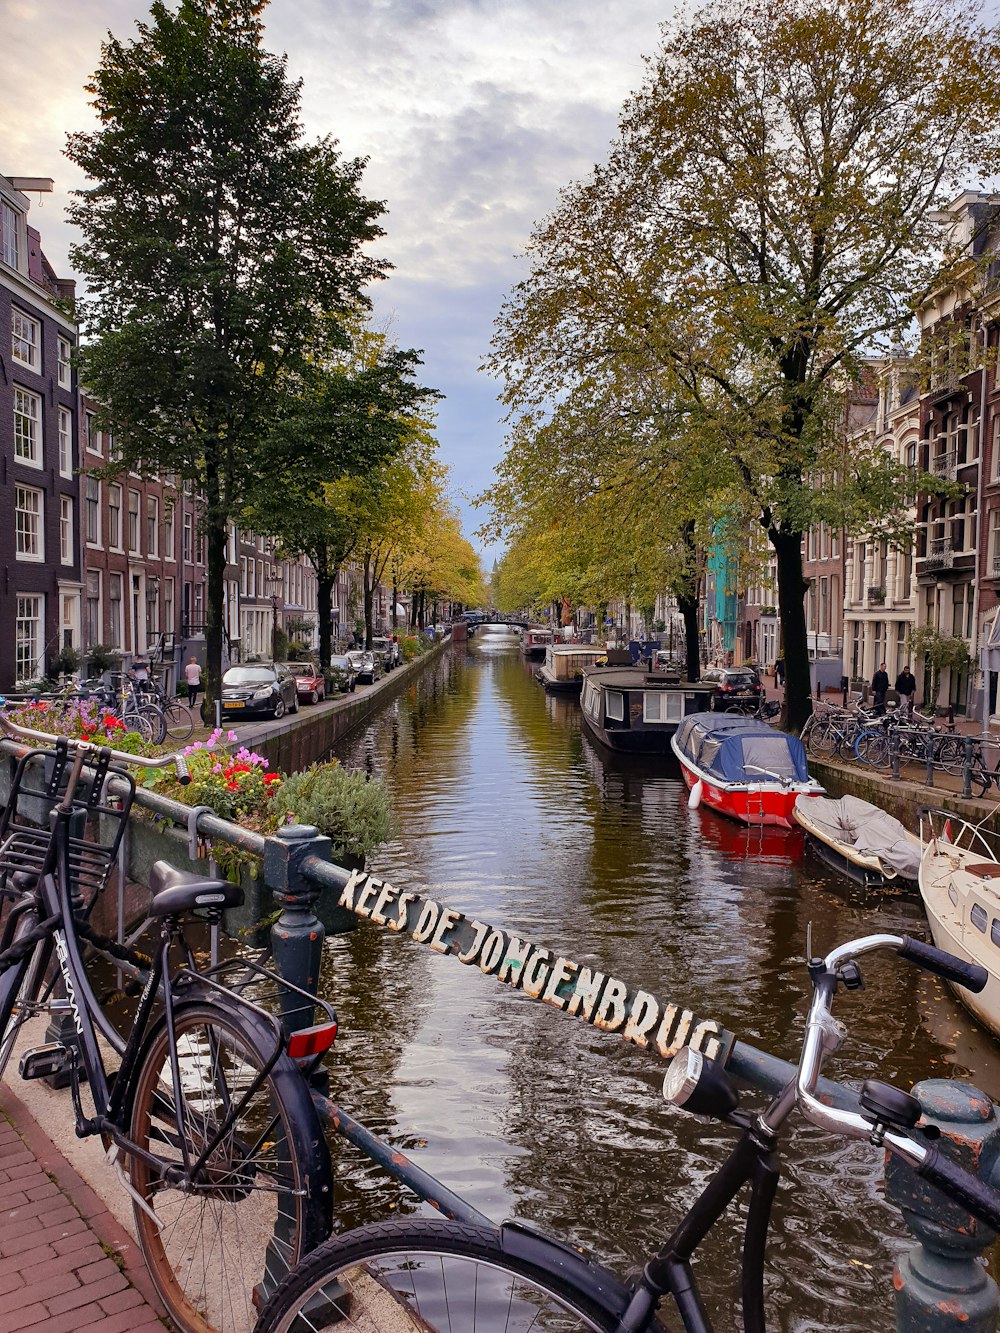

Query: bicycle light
left=663, top=1047, right=740, bottom=1118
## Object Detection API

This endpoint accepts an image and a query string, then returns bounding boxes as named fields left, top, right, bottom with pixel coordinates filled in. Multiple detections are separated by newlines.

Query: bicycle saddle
left=148, top=860, right=243, bottom=917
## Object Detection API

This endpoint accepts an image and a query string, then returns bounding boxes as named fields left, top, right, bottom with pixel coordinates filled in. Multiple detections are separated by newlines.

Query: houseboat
left=579, top=667, right=715, bottom=753
left=671, top=712, right=824, bottom=828
left=520, top=626, right=554, bottom=660
left=537, top=644, right=607, bottom=693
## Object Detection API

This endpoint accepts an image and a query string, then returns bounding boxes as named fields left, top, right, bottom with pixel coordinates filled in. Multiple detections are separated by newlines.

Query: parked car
left=354, top=649, right=382, bottom=685
left=287, top=661, right=325, bottom=705
left=221, top=664, right=299, bottom=719
left=371, top=636, right=402, bottom=671
left=701, top=665, right=765, bottom=710
left=327, top=654, right=357, bottom=693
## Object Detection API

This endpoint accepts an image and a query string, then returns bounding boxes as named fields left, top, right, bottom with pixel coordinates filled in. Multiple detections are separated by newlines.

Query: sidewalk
left=0, top=1079, right=167, bottom=1332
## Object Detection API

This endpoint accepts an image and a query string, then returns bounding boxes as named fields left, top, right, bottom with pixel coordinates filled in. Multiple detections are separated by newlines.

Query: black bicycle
left=0, top=713, right=336, bottom=1333
left=255, top=932, right=1000, bottom=1333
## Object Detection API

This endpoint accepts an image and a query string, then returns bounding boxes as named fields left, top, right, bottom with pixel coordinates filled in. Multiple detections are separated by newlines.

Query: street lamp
left=265, top=570, right=282, bottom=663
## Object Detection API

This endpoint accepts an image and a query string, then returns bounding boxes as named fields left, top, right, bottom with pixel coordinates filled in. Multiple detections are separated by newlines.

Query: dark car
left=327, top=654, right=357, bottom=693
left=702, top=666, right=765, bottom=710
left=287, top=661, right=325, bottom=705
left=221, top=664, right=299, bottom=719
left=350, top=649, right=382, bottom=685
left=371, top=636, right=402, bottom=671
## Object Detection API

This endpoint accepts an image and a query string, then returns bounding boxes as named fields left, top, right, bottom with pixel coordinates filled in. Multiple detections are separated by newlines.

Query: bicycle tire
left=934, top=735, right=964, bottom=775
left=854, top=731, right=889, bottom=768
left=139, top=703, right=167, bottom=746
left=128, top=1001, right=333, bottom=1333
left=162, top=699, right=194, bottom=743
left=807, top=721, right=836, bottom=758
left=255, top=1216, right=655, bottom=1333
left=0, top=928, right=48, bottom=1080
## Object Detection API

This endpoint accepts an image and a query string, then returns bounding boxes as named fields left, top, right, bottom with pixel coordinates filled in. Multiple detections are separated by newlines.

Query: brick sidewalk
left=0, top=1080, right=167, bottom=1332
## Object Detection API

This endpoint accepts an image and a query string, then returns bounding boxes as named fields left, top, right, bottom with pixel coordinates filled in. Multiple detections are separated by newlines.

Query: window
left=15, top=486, right=43, bottom=561
left=146, top=496, right=158, bottom=557
left=195, top=525, right=205, bottom=565
left=58, top=407, right=72, bottom=477
left=2, top=201, right=19, bottom=269
left=108, top=484, right=122, bottom=550
left=13, top=386, right=41, bottom=466
left=605, top=690, right=625, bottom=722
left=971, top=903, right=988, bottom=933
left=991, top=919, right=1000, bottom=948
left=109, top=573, right=123, bottom=649
left=85, top=477, right=101, bottom=546
left=85, top=571, right=101, bottom=647
left=644, top=691, right=683, bottom=723
left=193, top=582, right=204, bottom=625
left=128, top=489, right=140, bottom=554
left=57, top=337, right=71, bottom=388
left=11, top=309, right=40, bottom=370
left=163, top=578, right=174, bottom=636
left=183, top=512, right=193, bottom=564
left=163, top=500, right=175, bottom=561
left=59, top=496, right=73, bottom=565
left=15, top=595, right=42, bottom=683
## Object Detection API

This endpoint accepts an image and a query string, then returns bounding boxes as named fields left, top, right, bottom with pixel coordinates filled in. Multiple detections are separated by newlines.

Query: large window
left=57, top=337, right=71, bottom=388
left=643, top=691, right=683, bottom=723
left=11, top=309, right=40, bottom=370
left=15, top=595, right=42, bottom=684
left=183, top=511, right=193, bottom=563
left=59, top=496, right=73, bottom=565
left=163, top=499, right=176, bottom=561
left=128, top=489, right=140, bottom=554
left=146, top=496, right=159, bottom=557
left=85, top=571, right=101, bottom=647
left=13, top=386, right=41, bottom=466
left=58, top=407, right=72, bottom=477
left=85, top=477, right=101, bottom=546
left=108, top=484, right=122, bottom=550
left=2, top=201, right=20, bottom=269
left=15, top=486, right=43, bottom=561
left=109, top=573, right=123, bottom=649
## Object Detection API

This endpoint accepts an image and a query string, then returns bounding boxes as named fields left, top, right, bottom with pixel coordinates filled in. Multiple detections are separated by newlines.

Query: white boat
left=793, top=794, right=920, bottom=887
left=918, top=809, right=1000, bottom=1040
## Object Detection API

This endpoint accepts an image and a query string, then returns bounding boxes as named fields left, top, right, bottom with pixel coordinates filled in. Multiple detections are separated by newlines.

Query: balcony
left=929, top=449, right=959, bottom=481
left=866, top=587, right=886, bottom=605
left=921, top=538, right=955, bottom=572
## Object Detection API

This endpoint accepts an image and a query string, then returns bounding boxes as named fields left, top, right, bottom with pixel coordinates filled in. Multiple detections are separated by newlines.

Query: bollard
left=963, top=736, right=975, bottom=800
left=264, top=823, right=331, bottom=1037
left=886, top=1080, right=1000, bottom=1333
left=891, top=728, right=901, bottom=781
left=925, top=735, right=935, bottom=788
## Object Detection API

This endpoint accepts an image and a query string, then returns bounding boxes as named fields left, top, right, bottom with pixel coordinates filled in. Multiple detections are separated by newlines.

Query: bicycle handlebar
left=0, top=707, right=191, bottom=784
left=897, top=935, right=988, bottom=992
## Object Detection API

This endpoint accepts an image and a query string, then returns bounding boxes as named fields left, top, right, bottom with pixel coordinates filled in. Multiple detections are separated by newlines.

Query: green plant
left=271, top=761, right=393, bottom=864
left=908, top=625, right=971, bottom=707
left=87, top=643, right=120, bottom=675
left=51, top=646, right=83, bottom=677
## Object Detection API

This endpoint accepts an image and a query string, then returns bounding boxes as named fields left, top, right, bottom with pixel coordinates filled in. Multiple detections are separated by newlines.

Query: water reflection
left=321, top=629, right=998, bottom=1329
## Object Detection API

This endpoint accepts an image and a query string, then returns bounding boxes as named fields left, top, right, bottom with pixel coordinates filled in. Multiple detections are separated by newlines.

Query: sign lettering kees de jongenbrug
left=338, top=870, right=733, bottom=1064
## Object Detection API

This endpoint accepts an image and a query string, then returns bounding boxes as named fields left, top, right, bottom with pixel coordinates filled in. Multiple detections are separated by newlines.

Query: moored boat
left=793, top=793, right=920, bottom=887
left=520, top=626, right=554, bottom=660
left=671, top=711, right=824, bottom=828
left=918, top=809, right=1000, bottom=1040
left=579, top=667, right=715, bottom=753
left=536, top=644, right=607, bottom=693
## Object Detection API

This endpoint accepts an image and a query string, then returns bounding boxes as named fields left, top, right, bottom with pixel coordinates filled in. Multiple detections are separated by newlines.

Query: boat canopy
left=674, top=712, right=811, bottom=784
left=795, top=794, right=920, bottom=880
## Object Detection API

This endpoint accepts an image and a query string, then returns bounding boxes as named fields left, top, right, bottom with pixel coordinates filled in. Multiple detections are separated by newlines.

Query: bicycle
left=255, top=931, right=1000, bottom=1333
left=853, top=711, right=963, bottom=775
left=721, top=697, right=781, bottom=722
left=0, top=712, right=336, bottom=1332
left=131, top=670, right=195, bottom=742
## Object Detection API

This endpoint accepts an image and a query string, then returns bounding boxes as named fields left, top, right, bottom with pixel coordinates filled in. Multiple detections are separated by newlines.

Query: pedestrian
left=894, top=663, right=916, bottom=717
left=774, top=657, right=785, bottom=687
left=184, top=655, right=202, bottom=710
left=871, top=662, right=889, bottom=715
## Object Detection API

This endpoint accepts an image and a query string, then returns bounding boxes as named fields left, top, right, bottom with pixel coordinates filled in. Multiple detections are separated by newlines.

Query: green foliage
left=908, top=624, right=971, bottom=706
left=272, top=626, right=289, bottom=661
left=271, top=761, right=393, bottom=863
left=86, top=644, right=120, bottom=675
left=50, top=647, right=83, bottom=677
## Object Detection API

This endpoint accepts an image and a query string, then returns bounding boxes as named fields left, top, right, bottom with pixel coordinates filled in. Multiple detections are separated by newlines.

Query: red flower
left=263, top=773, right=281, bottom=786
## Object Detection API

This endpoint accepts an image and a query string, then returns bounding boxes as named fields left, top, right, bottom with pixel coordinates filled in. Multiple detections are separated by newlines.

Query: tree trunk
left=679, top=591, right=700, bottom=681
left=204, top=465, right=227, bottom=721
left=771, top=527, right=811, bottom=731
left=392, top=573, right=399, bottom=631
left=317, top=568, right=336, bottom=671
left=362, top=553, right=374, bottom=649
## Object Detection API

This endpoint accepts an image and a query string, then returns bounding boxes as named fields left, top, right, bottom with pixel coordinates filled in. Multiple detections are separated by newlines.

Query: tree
left=489, top=0, right=1000, bottom=729
left=66, top=0, right=388, bottom=710
left=908, top=624, right=971, bottom=712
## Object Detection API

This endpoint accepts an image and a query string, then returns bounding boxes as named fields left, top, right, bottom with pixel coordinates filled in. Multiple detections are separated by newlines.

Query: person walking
left=894, top=664, right=916, bottom=717
left=184, top=656, right=202, bottom=710
left=871, top=662, right=889, bottom=715
left=774, top=657, right=785, bottom=687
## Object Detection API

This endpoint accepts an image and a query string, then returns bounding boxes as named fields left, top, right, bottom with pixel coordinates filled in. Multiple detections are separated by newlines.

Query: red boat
left=671, top=712, right=824, bottom=828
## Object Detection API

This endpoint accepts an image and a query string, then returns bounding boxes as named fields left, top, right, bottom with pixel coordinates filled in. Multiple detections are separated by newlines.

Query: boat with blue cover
left=671, top=711, right=824, bottom=827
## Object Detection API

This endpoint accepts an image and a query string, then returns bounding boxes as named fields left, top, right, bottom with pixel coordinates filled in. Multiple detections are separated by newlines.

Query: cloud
left=1, top=0, right=670, bottom=556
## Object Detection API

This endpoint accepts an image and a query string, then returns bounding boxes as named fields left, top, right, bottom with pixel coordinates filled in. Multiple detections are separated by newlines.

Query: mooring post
left=264, top=823, right=331, bottom=1036
left=885, top=1080, right=1000, bottom=1333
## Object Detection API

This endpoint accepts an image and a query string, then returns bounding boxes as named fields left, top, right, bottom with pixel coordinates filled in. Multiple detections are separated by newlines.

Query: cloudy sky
left=2, top=0, right=669, bottom=557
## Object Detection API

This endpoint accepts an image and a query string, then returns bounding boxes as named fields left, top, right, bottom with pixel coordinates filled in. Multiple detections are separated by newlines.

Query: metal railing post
left=890, top=727, right=901, bottom=781
left=963, top=736, right=975, bottom=800
left=264, top=823, right=331, bottom=1037
left=925, top=732, right=936, bottom=788
left=886, top=1080, right=1000, bottom=1333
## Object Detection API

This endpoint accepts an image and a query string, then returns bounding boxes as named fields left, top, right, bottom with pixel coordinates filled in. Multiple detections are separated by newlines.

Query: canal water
left=322, top=627, right=1000, bottom=1330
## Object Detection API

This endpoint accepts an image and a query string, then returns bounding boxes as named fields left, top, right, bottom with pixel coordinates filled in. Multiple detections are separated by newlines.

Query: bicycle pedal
left=19, top=1043, right=71, bottom=1081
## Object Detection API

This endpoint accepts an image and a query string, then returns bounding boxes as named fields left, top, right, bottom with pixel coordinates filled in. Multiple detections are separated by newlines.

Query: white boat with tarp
left=793, top=793, right=920, bottom=887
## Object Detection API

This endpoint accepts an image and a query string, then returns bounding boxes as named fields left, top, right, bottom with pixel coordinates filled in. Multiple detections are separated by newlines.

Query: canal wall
left=808, top=755, right=1000, bottom=844
left=239, top=634, right=454, bottom=774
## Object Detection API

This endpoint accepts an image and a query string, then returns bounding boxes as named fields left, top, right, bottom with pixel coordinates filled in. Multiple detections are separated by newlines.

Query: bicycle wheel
left=0, top=928, right=50, bottom=1080
left=129, top=1002, right=333, bottom=1333
left=162, top=699, right=194, bottom=743
left=255, top=1217, right=645, bottom=1333
left=807, top=721, right=836, bottom=758
left=933, top=735, right=964, bottom=775
left=854, top=731, right=889, bottom=768
left=139, top=703, right=167, bottom=746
